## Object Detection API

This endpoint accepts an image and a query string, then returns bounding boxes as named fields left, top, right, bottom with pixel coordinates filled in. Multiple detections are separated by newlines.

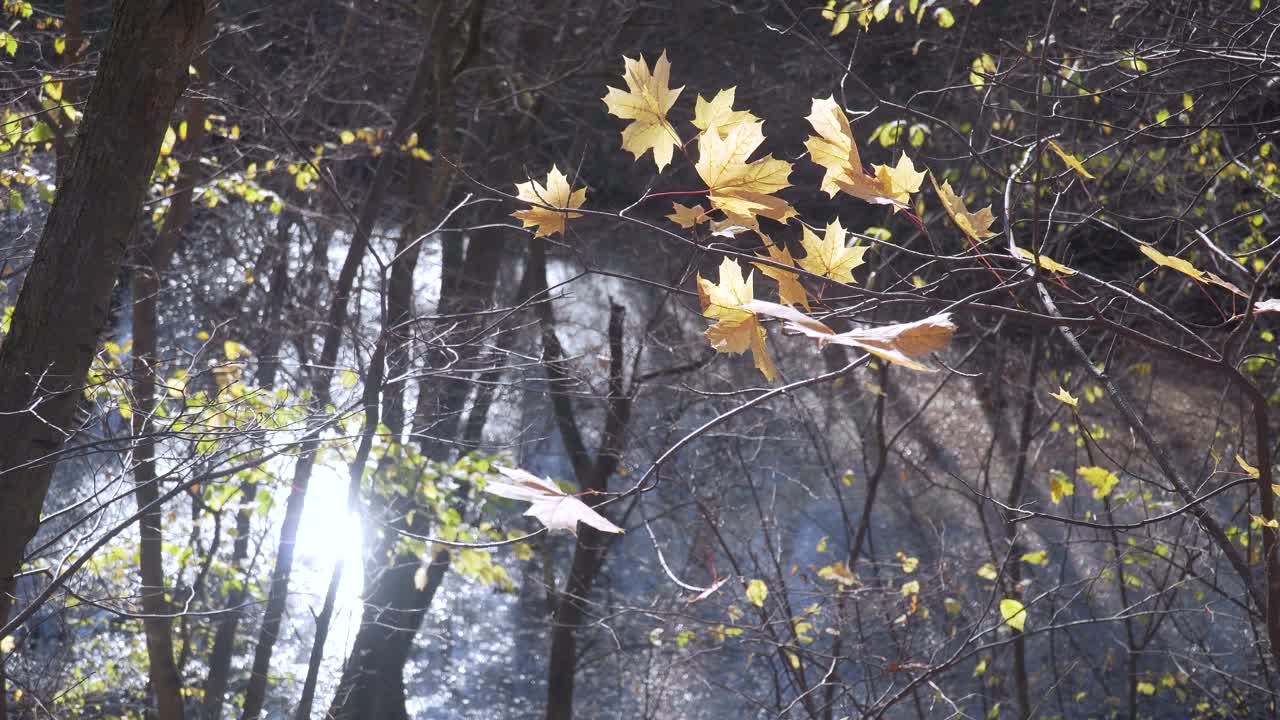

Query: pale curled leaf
left=485, top=465, right=623, bottom=535
left=744, top=303, right=956, bottom=372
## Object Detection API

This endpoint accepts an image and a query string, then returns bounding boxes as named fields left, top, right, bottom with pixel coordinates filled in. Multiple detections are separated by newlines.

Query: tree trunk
left=0, top=2, right=206, bottom=717
left=237, top=11, right=439, bottom=718
left=130, top=21, right=213, bottom=717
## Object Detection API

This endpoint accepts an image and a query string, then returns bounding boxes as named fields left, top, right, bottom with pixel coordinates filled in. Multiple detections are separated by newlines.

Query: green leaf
left=746, top=578, right=768, bottom=607
left=934, top=8, right=956, bottom=28
left=999, top=598, right=1026, bottom=632
left=22, top=121, right=54, bottom=144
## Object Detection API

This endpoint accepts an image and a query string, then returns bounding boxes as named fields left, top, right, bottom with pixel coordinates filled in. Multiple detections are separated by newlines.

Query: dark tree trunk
left=0, top=2, right=206, bottom=718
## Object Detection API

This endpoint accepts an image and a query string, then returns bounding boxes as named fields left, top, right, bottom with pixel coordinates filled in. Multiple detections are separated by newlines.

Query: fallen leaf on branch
left=485, top=465, right=622, bottom=535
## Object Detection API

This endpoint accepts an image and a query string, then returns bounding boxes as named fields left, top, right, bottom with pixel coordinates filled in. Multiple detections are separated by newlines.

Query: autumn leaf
left=692, top=87, right=759, bottom=139
left=602, top=51, right=684, bottom=171
left=804, top=96, right=910, bottom=208
left=1078, top=465, right=1118, bottom=499
left=745, top=300, right=955, bottom=372
left=753, top=239, right=810, bottom=309
left=484, top=465, right=622, bottom=535
left=1139, top=244, right=1246, bottom=296
left=797, top=219, right=867, bottom=284
left=1049, top=469, right=1074, bottom=505
left=1021, top=550, right=1049, bottom=566
left=1000, top=598, right=1027, bottom=632
left=1237, top=454, right=1260, bottom=479
left=512, top=165, right=587, bottom=238
left=1050, top=386, right=1078, bottom=408
left=931, top=174, right=997, bottom=245
left=1047, top=139, right=1095, bottom=181
left=1012, top=245, right=1077, bottom=275
left=819, top=562, right=857, bottom=587
left=872, top=154, right=926, bottom=207
left=668, top=202, right=709, bottom=228
left=697, top=258, right=777, bottom=381
left=695, top=119, right=795, bottom=230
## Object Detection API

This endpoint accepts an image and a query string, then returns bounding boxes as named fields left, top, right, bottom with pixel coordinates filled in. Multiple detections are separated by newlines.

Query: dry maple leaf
left=695, top=119, right=795, bottom=231
left=602, top=51, right=684, bottom=172
left=873, top=154, right=927, bottom=208
left=668, top=202, right=709, bottom=228
left=804, top=96, right=909, bottom=208
left=485, top=465, right=623, bottom=535
left=693, top=87, right=759, bottom=139
left=930, top=174, right=996, bottom=246
left=797, top=219, right=868, bottom=284
left=512, top=165, right=587, bottom=238
left=697, top=258, right=777, bottom=381
left=1140, top=244, right=1245, bottom=296
left=1047, top=139, right=1095, bottom=181
left=1011, top=245, right=1077, bottom=275
left=753, top=239, right=810, bottom=310
left=744, top=300, right=956, bottom=372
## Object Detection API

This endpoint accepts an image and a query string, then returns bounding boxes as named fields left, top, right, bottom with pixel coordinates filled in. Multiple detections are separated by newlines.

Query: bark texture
left=0, top=2, right=206, bottom=716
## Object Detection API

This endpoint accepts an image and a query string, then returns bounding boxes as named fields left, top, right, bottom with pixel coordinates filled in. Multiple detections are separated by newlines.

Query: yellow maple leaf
left=753, top=239, right=810, bottom=310
left=511, top=165, right=587, bottom=238
left=804, top=96, right=906, bottom=208
left=1049, top=386, right=1078, bottom=408
left=930, top=174, right=997, bottom=245
left=872, top=154, right=926, bottom=207
left=1139, top=244, right=1245, bottom=296
left=692, top=87, right=759, bottom=139
left=1047, top=139, right=1095, bottom=181
left=797, top=219, right=867, bottom=284
left=1012, top=245, right=1077, bottom=275
left=602, top=51, right=684, bottom=171
left=668, top=202, right=709, bottom=228
left=697, top=258, right=777, bottom=380
left=695, top=120, right=794, bottom=230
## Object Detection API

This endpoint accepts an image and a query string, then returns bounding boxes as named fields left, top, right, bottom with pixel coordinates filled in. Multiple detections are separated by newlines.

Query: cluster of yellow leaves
left=508, top=52, right=987, bottom=381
